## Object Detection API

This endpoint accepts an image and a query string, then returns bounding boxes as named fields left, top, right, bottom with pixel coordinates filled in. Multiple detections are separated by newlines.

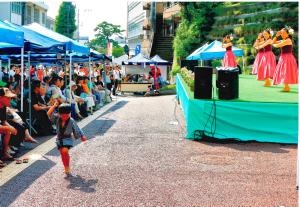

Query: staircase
left=150, top=35, right=174, bottom=62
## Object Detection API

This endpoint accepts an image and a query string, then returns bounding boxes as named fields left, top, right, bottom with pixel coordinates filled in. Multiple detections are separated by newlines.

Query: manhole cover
left=191, top=155, right=234, bottom=166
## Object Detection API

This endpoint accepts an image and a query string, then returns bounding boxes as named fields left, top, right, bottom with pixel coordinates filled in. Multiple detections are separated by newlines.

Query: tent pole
left=64, top=51, right=67, bottom=85
left=27, top=52, right=31, bottom=135
left=103, top=62, right=107, bottom=103
left=88, top=56, right=92, bottom=90
left=69, top=53, right=72, bottom=102
left=20, top=47, right=24, bottom=112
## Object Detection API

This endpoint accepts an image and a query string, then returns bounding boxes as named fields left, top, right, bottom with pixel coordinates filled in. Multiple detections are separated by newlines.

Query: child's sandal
left=16, top=159, right=22, bottom=164
left=23, top=158, right=29, bottom=163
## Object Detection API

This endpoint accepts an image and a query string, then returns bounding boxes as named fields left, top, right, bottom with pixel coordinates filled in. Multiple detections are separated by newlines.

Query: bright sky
left=44, top=0, right=127, bottom=40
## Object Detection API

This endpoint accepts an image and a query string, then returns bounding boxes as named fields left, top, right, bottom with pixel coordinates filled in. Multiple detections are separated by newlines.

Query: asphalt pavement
left=0, top=95, right=297, bottom=207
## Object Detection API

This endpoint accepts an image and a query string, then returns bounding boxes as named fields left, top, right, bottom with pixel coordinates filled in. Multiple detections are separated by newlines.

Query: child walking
left=56, top=104, right=87, bottom=175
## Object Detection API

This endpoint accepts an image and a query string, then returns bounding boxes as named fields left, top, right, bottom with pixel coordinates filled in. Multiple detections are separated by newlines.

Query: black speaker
left=194, top=66, right=213, bottom=99
left=216, top=68, right=239, bottom=100
left=180, top=60, right=198, bottom=72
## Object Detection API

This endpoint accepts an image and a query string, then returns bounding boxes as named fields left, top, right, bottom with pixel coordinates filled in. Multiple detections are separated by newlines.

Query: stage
left=176, top=74, right=298, bottom=144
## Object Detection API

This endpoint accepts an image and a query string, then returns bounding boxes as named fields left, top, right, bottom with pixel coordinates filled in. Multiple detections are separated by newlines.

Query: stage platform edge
left=176, top=74, right=298, bottom=144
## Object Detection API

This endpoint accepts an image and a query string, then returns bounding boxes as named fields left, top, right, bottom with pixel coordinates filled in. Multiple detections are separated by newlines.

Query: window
left=34, top=8, right=40, bottom=23
left=26, top=5, right=32, bottom=24
left=11, top=2, right=21, bottom=15
left=42, top=12, right=46, bottom=24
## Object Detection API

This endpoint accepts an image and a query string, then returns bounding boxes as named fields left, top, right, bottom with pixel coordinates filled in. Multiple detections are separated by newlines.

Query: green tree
left=173, top=2, right=220, bottom=60
left=89, top=21, right=125, bottom=50
left=55, top=2, right=77, bottom=39
left=112, top=47, right=125, bottom=58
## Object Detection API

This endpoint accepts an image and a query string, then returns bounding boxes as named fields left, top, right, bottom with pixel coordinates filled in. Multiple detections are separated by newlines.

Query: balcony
left=143, top=2, right=151, bottom=10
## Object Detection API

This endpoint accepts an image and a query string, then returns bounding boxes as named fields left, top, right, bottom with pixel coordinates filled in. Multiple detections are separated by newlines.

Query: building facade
left=0, top=2, right=23, bottom=25
left=127, top=2, right=146, bottom=56
left=23, top=2, right=48, bottom=27
left=0, top=2, right=54, bottom=30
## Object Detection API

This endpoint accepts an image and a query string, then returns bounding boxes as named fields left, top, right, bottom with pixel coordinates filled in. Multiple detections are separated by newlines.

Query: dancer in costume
left=55, top=104, right=87, bottom=175
left=272, top=26, right=298, bottom=92
left=255, top=29, right=276, bottom=86
left=252, top=33, right=265, bottom=75
left=222, top=34, right=238, bottom=67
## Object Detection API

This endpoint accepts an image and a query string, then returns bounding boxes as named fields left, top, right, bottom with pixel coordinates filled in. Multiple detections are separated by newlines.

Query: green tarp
left=176, top=74, right=298, bottom=144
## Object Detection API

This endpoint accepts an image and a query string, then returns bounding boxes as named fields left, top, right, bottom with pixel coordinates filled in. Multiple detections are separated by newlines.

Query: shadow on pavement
left=0, top=156, right=56, bottom=207
left=65, top=174, right=98, bottom=193
left=100, top=100, right=128, bottom=117
left=193, top=137, right=295, bottom=154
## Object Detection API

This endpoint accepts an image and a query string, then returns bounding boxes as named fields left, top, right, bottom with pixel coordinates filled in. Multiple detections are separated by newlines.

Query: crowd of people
left=0, top=62, right=123, bottom=166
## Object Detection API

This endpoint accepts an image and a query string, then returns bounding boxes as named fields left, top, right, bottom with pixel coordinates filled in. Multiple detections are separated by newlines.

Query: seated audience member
left=43, top=76, right=51, bottom=91
left=49, top=76, right=66, bottom=104
left=64, top=81, right=86, bottom=119
left=0, top=88, right=18, bottom=160
left=7, top=106, right=38, bottom=145
left=78, top=76, right=95, bottom=111
left=75, top=76, right=84, bottom=96
left=95, top=75, right=108, bottom=104
left=90, top=77, right=102, bottom=105
left=31, top=80, right=58, bottom=136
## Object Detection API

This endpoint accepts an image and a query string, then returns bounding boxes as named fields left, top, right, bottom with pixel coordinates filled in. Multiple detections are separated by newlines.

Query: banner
left=107, top=41, right=112, bottom=57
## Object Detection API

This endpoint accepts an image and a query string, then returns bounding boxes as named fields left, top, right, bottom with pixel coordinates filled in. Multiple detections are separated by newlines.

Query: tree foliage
left=112, top=47, right=125, bottom=58
left=89, top=21, right=125, bottom=50
left=55, top=2, right=76, bottom=39
left=173, top=2, right=220, bottom=59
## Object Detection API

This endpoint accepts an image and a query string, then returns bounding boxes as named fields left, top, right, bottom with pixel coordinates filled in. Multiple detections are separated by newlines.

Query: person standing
left=113, top=66, right=120, bottom=95
left=222, top=34, right=238, bottom=67
left=255, top=29, right=276, bottom=87
left=272, top=27, right=298, bottom=92
left=252, top=33, right=265, bottom=75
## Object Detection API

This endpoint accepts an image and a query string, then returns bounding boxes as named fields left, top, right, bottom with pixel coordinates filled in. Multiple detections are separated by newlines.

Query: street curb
left=0, top=100, right=118, bottom=187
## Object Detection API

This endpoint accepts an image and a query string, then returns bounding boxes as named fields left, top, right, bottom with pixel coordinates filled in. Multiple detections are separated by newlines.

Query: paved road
left=0, top=95, right=297, bottom=206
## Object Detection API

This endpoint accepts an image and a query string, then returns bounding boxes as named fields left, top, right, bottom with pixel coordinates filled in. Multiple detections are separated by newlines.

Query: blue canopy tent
left=122, top=53, right=154, bottom=65
left=24, top=23, right=89, bottom=54
left=4, top=21, right=64, bottom=54
left=0, top=20, right=24, bottom=49
left=0, top=20, right=27, bottom=111
left=186, top=40, right=244, bottom=68
left=150, top=55, right=171, bottom=65
left=186, top=42, right=209, bottom=60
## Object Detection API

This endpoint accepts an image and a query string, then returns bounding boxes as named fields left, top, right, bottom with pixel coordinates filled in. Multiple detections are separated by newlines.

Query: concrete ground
left=0, top=95, right=297, bottom=207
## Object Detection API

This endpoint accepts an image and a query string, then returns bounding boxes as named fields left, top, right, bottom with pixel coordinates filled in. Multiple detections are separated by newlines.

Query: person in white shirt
left=113, top=66, right=121, bottom=95
left=9, top=65, right=15, bottom=80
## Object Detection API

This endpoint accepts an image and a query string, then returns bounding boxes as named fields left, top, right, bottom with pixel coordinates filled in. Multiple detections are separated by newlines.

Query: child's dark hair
left=58, top=103, right=71, bottom=114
